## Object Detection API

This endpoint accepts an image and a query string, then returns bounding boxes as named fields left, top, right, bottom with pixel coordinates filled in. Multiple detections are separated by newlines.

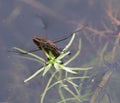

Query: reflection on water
left=0, top=0, right=120, bottom=103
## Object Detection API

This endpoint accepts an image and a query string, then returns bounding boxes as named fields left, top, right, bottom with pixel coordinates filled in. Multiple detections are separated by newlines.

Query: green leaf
left=54, top=63, right=60, bottom=70
left=62, top=33, right=76, bottom=52
left=64, top=38, right=81, bottom=65
left=57, top=51, right=70, bottom=60
left=42, top=64, right=52, bottom=76
left=67, top=80, right=78, bottom=87
left=13, top=47, right=45, bottom=63
left=70, top=67, right=92, bottom=71
left=24, top=67, right=45, bottom=83
left=60, top=65, right=77, bottom=74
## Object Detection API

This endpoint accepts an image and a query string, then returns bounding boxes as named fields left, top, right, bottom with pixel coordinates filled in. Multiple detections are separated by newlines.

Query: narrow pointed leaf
left=42, top=64, right=52, bottom=76
left=24, top=67, right=45, bottom=83
left=13, top=47, right=45, bottom=63
left=60, top=65, right=77, bottom=74
left=62, top=33, right=76, bottom=52
left=57, top=51, right=70, bottom=60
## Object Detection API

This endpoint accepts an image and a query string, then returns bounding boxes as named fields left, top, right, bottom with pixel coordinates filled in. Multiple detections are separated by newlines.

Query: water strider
left=32, top=15, right=86, bottom=58
left=32, top=26, right=86, bottom=58
left=33, top=35, right=60, bottom=57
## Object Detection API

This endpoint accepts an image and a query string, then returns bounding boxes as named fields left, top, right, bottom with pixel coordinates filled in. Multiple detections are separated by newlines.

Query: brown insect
left=32, top=26, right=86, bottom=58
left=33, top=35, right=60, bottom=57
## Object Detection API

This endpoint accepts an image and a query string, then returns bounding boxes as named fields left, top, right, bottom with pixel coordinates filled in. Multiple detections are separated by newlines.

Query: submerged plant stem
left=41, top=70, right=58, bottom=103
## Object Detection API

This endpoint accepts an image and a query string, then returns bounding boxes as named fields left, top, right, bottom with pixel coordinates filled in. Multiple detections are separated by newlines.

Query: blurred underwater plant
left=13, top=33, right=92, bottom=103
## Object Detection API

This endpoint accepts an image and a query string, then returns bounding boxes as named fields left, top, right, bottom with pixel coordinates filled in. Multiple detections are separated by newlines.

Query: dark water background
left=0, top=0, right=120, bottom=103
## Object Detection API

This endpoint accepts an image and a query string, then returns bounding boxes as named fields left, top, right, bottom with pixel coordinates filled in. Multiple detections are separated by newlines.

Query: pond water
left=0, top=0, right=120, bottom=103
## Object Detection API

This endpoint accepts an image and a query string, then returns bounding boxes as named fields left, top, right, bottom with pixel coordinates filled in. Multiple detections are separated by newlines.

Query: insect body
left=32, top=26, right=85, bottom=58
left=33, top=35, right=60, bottom=57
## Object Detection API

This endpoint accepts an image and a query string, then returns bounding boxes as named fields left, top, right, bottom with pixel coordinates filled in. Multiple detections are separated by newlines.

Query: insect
left=32, top=26, right=85, bottom=58
left=33, top=35, right=60, bottom=57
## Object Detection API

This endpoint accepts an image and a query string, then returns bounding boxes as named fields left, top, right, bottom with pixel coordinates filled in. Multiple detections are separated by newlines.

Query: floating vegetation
left=13, top=33, right=92, bottom=103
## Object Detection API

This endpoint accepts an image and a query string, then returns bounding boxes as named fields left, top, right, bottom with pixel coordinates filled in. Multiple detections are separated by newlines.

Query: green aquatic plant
left=13, top=33, right=92, bottom=103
